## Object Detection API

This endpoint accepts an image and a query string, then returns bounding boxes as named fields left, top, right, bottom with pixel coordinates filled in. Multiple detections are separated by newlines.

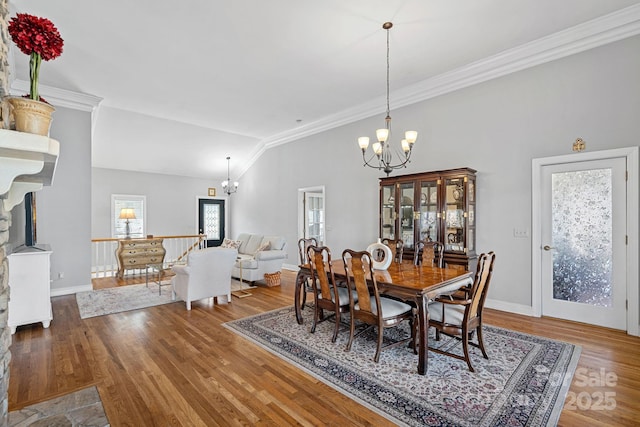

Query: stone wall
left=0, top=0, right=11, bottom=425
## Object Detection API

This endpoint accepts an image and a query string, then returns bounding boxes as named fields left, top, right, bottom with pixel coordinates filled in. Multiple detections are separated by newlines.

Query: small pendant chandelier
left=358, top=22, right=417, bottom=176
left=221, top=156, right=239, bottom=195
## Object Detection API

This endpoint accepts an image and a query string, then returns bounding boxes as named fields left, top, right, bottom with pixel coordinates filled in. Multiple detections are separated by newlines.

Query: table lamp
left=119, top=208, right=136, bottom=239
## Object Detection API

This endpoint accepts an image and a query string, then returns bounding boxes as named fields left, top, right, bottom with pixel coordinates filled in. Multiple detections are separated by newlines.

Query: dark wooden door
left=198, top=198, right=225, bottom=247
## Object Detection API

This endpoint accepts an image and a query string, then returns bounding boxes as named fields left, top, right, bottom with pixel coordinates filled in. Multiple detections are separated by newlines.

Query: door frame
left=196, top=195, right=230, bottom=246
left=532, top=147, right=639, bottom=336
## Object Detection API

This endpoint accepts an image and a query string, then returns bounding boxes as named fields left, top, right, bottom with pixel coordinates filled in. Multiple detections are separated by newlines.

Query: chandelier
left=358, top=22, right=417, bottom=176
left=221, top=156, right=239, bottom=195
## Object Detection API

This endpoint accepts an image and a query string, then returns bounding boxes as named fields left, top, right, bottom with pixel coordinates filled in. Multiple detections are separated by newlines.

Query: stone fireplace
left=0, top=2, right=61, bottom=424
left=1, top=1, right=11, bottom=424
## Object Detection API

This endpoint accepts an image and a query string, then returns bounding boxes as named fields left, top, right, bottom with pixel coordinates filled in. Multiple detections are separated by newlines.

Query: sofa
left=230, top=233, right=287, bottom=283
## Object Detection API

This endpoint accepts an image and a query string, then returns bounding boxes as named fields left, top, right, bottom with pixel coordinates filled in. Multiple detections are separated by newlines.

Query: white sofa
left=171, top=247, right=237, bottom=310
left=231, top=233, right=286, bottom=283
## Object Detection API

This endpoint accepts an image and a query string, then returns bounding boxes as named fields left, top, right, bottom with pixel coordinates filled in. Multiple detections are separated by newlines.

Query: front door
left=198, top=198, right=225, bottom=247
left=540, top=157, right=627, bottom=330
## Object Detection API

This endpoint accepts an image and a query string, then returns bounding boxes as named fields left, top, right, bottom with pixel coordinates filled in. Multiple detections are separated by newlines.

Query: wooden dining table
left=294, top=260, right=473, bottom=375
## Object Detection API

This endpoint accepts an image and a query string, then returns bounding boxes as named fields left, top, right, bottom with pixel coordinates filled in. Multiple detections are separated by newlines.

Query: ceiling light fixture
left=221, top=156, right=239, bottom=195
left=358, top=22, right=417, bottom=176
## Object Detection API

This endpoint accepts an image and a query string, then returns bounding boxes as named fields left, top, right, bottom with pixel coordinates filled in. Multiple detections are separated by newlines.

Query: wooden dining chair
left=427, top=251, right=496, bottom=372
left=414, top=240, right=444, bottom=267
left=307, top=245, right=353, bottom=342
left=342, top=249, right=416, bottom=362
left=381, top=238, right=404, bottom=263
left=297, top=237, right=318, bottom=310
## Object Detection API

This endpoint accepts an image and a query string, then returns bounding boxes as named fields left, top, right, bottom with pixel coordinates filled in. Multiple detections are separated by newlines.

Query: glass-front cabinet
left=379, top=168, right=477, bottom=270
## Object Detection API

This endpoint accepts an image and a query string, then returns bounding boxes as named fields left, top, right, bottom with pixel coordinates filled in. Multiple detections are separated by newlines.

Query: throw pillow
left=221, top=238, right=241, bottom=249
left=254, top=241, right=271, bottom=254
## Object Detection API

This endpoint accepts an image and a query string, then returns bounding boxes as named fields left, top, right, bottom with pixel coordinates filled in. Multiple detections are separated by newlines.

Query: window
left=111, top=194, right=146, bottom=238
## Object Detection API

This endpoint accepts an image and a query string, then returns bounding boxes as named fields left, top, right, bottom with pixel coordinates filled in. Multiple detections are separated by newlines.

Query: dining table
left=294, top=260, right=474, bottom=375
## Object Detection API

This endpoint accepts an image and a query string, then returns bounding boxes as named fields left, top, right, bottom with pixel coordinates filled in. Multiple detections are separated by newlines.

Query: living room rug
left=77, top=279, right=250, bottom=319
left=76, top=282, right=175, bottom=319
left=224, top=306, right=581, bottom=427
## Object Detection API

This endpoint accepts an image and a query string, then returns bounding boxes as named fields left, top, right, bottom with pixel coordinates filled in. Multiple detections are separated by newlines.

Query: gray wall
left=92, top=168, right=223, bottom=238
left=76, top=34, right=639, bottom=314
left=233, top=34, right=640, bottom=311
left=37, top=106, right=93, bottom=293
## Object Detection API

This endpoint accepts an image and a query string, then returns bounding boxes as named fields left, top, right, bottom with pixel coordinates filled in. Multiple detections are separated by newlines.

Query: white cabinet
left=7, top=246, right=53, bottom=334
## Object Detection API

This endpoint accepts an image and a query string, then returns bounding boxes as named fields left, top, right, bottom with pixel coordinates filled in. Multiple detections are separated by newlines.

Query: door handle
left=543, top=245, right=554, bottom=251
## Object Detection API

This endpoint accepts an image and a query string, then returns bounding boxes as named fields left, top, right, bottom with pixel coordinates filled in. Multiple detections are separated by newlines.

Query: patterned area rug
left=224, top=306, right=581, bottom=427
left=76, top=282, right=174, bottom=319
left=77, top=280, right=248, bottom=319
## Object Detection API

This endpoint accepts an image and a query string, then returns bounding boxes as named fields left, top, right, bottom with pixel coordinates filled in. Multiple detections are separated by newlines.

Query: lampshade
left=358, top=137, right=370, bottom=150
left=405, top=131, right=418, bottom=144
left=119, top=208, right=136, bottom=220
left=376, top=128, right=389, bottom=143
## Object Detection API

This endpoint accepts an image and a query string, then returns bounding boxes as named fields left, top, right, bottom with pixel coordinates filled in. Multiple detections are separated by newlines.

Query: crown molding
left=258, top=3, right=640, bottom=154
left=9, top=79, right=103, bottom=112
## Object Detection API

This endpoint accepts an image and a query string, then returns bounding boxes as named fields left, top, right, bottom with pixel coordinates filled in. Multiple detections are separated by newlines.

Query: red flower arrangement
left=8, top=13, right=64, bottom=102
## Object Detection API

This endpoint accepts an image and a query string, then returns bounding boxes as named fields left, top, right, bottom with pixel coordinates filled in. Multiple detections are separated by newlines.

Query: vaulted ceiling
left=7, top=0, right=640, bottom=180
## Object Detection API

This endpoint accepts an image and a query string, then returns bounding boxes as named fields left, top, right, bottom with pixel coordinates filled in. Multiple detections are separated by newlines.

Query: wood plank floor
left=8, top=270, right=640, bottom=426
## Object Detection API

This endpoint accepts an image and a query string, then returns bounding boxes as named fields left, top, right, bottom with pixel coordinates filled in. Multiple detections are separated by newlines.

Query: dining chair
left=427, top=251, right=496, bottom=372
left=297, top=237, right=318, bottom=310
left=342, top=249, right=416, bottom=362
left=413, top=240, right=443, bottom=267
left=307, top=245, right=353, bottom=342
left=381, top=238, right=404, bottom=263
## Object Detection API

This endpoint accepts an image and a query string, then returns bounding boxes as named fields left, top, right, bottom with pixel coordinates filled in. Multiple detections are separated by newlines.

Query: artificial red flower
left=8, top=13, right=64, bottom=101
left=8, top=13, right=63, bottom=60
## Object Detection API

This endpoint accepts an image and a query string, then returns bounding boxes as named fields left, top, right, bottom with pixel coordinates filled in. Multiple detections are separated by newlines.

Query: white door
left=540, top=157, right=627, bottom=329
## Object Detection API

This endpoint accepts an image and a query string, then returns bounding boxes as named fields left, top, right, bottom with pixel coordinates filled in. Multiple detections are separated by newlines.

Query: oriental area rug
left=224, top=306, right=581, bottom=427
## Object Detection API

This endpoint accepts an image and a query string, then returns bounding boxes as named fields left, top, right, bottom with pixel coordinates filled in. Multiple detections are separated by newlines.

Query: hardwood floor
left=8, top=270, right=640, bottom=426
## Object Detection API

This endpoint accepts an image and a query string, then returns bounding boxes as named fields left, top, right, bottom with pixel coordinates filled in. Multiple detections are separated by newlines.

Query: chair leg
left=186, top=301, right=191, bottom=310
left=409, top=317, right=418, bottom=354
left=331, top=311, right=340, bottom=343
left=345, top=316, right=356, bottom=352
left=301, top=288, right=307, bottom=308
left=461, top=326, right=475, bottom=372
left=374, top=327, right=383, bottom=363
left=476, top=325, right=488, bottom=359
left=311, top=305, right=319, bottom=333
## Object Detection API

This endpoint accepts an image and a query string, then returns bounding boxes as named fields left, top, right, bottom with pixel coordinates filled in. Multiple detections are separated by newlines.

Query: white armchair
left=171, top=247, right=237, bottom=310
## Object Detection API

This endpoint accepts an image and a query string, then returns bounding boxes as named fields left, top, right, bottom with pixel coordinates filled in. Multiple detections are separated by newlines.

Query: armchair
left=171, top=247, right=237, bottom=310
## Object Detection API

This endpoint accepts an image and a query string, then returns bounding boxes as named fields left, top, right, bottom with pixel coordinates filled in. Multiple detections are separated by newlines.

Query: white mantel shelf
left=0, top=129, right=59, bottom=211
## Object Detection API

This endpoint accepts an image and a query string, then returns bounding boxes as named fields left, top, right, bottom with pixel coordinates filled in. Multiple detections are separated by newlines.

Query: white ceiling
left=7, top=0, right=640, bottom=181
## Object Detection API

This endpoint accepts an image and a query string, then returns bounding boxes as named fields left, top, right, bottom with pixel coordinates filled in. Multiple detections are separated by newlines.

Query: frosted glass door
left=541, top=158, right=626, bottom=329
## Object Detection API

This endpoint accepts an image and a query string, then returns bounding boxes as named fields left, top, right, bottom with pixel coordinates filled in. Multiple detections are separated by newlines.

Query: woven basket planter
left=264, top=271, right=281, bottom=287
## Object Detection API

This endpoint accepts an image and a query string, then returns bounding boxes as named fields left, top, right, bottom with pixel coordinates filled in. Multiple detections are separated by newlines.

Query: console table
left=115, top=238, right=166, bottom=278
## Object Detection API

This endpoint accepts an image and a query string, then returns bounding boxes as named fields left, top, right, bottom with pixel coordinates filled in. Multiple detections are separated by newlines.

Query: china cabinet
left=379, top=167, right=477, bottom=270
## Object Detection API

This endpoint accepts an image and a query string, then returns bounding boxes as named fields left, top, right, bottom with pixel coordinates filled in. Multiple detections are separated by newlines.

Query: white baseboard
left=51, top=284, right=92, bottom=296
left=484, top=298, right=537, bottom=317
left=282, top=263, right=299, bottom=271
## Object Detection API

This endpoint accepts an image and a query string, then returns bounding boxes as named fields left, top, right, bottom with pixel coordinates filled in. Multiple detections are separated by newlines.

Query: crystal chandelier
left=221, top=156, right=239, bottom=195
left=358, top=22, right=417, bottom=176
